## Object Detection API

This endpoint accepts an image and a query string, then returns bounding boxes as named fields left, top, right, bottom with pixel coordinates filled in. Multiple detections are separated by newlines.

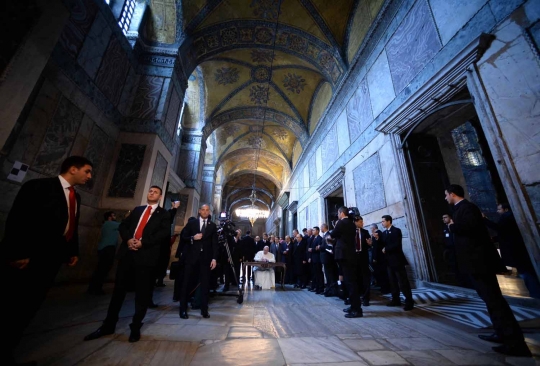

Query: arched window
left=118, top=0, right=136, bottom=35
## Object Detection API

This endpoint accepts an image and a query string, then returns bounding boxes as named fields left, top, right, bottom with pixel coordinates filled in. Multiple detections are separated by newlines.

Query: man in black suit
left=85, top=185, right=171, bottom=343
left=2, top=155, right=93, bottom=365
left=178, top=203, right=218, bottom=319
left=310, top=227, right=324, bottom=294
left=242, top=230, right=256, bottom=282
left=353, top=216, right=372, bottom=306
left=293, top=230, right=308, bottom=288
left=173, top=216, right=197, bottom=302
left=331, top=207, right=362, bottom=318
left=320, top=223, right=338, bottom=296
left=381, top=215, right=414, bottom=311
left=256, top=233, right=268, bottom=253
left=445, top=184, right=531, bottom=357
left=370, top=224, right=390, bottom=294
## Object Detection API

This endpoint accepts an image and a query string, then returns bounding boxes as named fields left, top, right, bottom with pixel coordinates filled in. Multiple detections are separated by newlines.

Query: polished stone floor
left=15, top=278, right=540, bottom=366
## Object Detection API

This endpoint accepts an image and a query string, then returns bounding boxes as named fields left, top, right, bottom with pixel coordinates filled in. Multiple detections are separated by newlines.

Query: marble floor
left=14, top=278, right=540, bottom=366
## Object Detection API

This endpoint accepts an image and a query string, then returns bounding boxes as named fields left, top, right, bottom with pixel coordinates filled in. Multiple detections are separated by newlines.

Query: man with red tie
left=85, top=186, right=170, bottom=343
left=1, top=155, right=93, bottom=366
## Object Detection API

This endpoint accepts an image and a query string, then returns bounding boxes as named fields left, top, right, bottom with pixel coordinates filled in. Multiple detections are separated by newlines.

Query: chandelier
left=235, top=189, right=269, bottom=226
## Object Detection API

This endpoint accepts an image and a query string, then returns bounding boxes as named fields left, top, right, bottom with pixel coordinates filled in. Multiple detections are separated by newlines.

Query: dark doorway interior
left=404, top=89, right=511, bottom=289
left=325, top=195, right=344, bottom=230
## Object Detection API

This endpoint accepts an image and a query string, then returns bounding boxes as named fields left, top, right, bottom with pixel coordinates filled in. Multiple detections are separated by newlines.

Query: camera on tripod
left=217, top=217, right=236, bottom=244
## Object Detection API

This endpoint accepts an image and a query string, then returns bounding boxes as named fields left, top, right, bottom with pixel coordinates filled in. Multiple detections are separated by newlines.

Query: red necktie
left=134, top=206, right=152, bottom=240
left=356, top=230, right=361, bottom=251
left=66, top=187, right=76, bottom=241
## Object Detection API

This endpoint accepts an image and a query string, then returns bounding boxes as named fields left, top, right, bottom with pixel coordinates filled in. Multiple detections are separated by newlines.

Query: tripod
left=217, top=234, right=244, bottom=304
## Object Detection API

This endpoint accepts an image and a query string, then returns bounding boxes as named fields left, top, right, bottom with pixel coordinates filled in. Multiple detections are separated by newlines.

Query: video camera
left=217, top=217, right=236, bottom=244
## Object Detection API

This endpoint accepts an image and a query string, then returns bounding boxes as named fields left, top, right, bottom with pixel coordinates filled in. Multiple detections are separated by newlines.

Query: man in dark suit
left=381, top=215, right=413, bottom=311
left=370, top=224, right=390, bottom=294
left=293, top=230, right=308, bottom=288
left=178, top=203, right=218, bottom=319
left=2, top=155, right=93, bottom=365
left=331, top=207, right=362, bottom=318
left=445, top=184, right=531, bottom=357
left=84, top=185, right=171, bottom=343
left=353, top=216, right=372, bottom=306
left=320, top=224, right=338, bottom=296
left=173, top=216, right=197, bottom=302
left=256, top=233, right=268, bottom=253
left=310, top=227, right=324, bottom=294
left=242, top=230, right=256, bottom=282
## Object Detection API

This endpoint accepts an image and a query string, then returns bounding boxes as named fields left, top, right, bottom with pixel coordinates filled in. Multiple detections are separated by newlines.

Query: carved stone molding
left=288, top=200, right=298, bottom=214
left=182, top=134, right=203, bottom=144
left=317, top=167, right=345, bottom=198
left=277, top=191, right=290, bottom=208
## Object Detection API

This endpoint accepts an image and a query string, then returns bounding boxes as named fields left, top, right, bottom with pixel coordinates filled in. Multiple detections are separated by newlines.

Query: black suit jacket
left=2, top=177, right=80, bottom=263
left=320, top=232, right=334, bottom=264
left=181, top=217, right=219, bottom=264
left=450, top=199, right=503, bottom=274
left=381, top=226, right=408, bottom=268
left=355, top=228, right=371, bottom=264
left=371, top=230, right=385, bottom=264
left=117, top=205, right=171, bottom=267
left=332, top=217, right=356, bottom=263
left=311, top=235, right=322, bottom=263
left=242, top=235, right=256, bottom=260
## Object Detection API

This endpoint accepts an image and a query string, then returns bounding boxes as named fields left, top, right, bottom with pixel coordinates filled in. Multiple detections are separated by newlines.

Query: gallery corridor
left=14, top=278, right=540, bottom=366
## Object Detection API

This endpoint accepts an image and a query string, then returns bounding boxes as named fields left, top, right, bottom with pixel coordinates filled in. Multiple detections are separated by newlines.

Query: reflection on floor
left=381, top=288, right=540, bottom=328
left=15, top=278, right=540, bottom=366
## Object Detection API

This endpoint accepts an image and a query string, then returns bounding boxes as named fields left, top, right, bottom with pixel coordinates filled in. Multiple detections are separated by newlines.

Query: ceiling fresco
left=148, top=0, right=385, bottom=213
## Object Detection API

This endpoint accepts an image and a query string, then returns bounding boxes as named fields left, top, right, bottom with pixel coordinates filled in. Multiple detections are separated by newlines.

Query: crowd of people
left=0, top=155, right=535, bottom=364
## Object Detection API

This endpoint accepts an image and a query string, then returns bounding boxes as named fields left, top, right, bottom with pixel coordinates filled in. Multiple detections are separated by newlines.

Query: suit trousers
left=104, top=257, right=155, bottom=327
left=342, top=258, right=362, bottom=312
left=471, top=273, right=524, bottom=343
left=3, top=258, right=63, bottom=360
left=180, top=257, right=211, bottom=312
left=323, top=260, right=338, bottom=289
left=312, top=262, right=324, bottom=291
left=88, top=245, right=116, bottom=293
left=359, top=260, right=371, bottom=302
left=387, top=265, right=413, bottom=304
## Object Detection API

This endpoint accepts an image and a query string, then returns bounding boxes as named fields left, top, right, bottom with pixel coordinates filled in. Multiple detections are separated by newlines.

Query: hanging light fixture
left=235, top=189, right=269, bottom=226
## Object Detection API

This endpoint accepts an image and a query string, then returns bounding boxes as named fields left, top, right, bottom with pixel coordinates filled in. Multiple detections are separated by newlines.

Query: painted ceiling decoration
left=142, top=0, right=385, bottom=214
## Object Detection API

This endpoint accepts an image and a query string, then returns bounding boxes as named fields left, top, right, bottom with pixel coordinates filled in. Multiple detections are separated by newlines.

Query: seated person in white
left=254, top=246, right=276, bottom=290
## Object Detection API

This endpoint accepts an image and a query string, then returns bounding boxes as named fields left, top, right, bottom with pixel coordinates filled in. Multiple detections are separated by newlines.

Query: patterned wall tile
left=33, top=97, right=84, bottom=176
left=95, top=37, right=129, bottom=106
left=150, top=151, right=168, bottom=190
left=77, top=12, right=112, bottom=80
left=108, top=144, right=146, bottom=198
left=165, top=86, right=181, bottom=137
left=347, top=78, right=373, bottom=142
left=82, top=124, right=108, bottom=192
left=386, top=0, right=442, bottom=93
left=353, top=153, right=386, bottom=214
left=130, top=75, right=164, bottom=119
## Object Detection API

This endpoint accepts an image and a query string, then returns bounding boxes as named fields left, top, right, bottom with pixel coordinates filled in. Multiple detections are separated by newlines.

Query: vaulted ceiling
left=145, top=0, right=385, bottom=214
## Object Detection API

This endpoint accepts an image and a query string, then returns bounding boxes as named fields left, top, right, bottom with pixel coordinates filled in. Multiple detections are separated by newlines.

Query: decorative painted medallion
left=249, top=85, right=270, bottom=105
left=251, top=49, right=275, bottom=63
left=272, top=128, right=287, bottom=140
left=215, top=67, right=239, bottom=85
left=283, top=73, right=306, bottom=94
left=247, top=135, right=264, bottom=148
left=223, top=123, right=240, bottom=137
left=251, top=65, right=272, bottom=83
left=250, top=0, right=281, bottom=20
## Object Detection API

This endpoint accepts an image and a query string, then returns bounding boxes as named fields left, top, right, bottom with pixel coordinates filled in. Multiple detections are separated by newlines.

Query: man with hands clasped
left=84, top=186, right=171, bottom=343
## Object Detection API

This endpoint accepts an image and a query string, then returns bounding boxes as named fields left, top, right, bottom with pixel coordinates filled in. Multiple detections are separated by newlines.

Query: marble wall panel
left=346, top=78, right=373, bottom=143
left=81, top=123, right=108, bottom=192
left=303, top=165, right=310, bottom=193
left=95, top=37, right=129, bottom=106
left=108, top=144, right=146, bottom=198
left=309, top=199, right=319, bottom=226
left=155, top=78, right=171, bottom=121
left=316, top=147, right=323, bottom=180
left=175, top=193, right=190, bottom=223
left=386, top=0, right=442, bottom=93
left=530, top=21, right=540, bottom=49
left=178, top=149, right=200, bottom=182
left=150, top=151, right=168, bottom=190
left=353, top=153, right=386, bottom=214
left=429, top=0, right=487, bottom=45
left=58, top=0, right=98, bottom=58
left=367, top=50, right=395, bottom=118
left=130, top=75, right=164, bottom=119
left=309, top=154, right=317, bottom=187
left=117, top=66, right=140, bottom=116
left=321, top=125, right=339, bottom=172
left=193, top=197, right=199, bottom=217
left=391, top=216, right=409, bottom=238
left=201, top=181, right=213, bottom=205
left=298, top=168, right=305, bottom=199
left=77, top=12, right=112, bottom=80
left=336, top=108, right=350, bottom=157
left=33, top=97, right=84, bottom=176
left=165, top=87, right=181, bottom=137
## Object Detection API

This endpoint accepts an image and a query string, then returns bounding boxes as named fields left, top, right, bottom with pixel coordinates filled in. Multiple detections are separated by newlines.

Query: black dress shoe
left=148, top=302, right=158, bottom=308
left=492, top=343, right=532, bottom=357
left=343, top=307, right=351, bottom=313
left=344, top=299, right=351, bottom=305
left=386, top=301, right=402, bottom=307
left=84, top=326, right=115, bottom=341
left=128, top=324, right=141, bottom=343
left=180, top=311, right=189, bottom=319
left=403, top=303, right=414, bottom=311
left=344, top=311, right=363, bottom=318
left=201, top=310, right=210, bottom=318
left=478, top=333, right=504, bottom=344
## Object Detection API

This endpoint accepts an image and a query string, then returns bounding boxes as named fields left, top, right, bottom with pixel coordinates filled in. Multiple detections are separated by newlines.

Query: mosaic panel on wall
left=353, top=153, right=386, bottom=214
left=385, top=0, right=442, bottom=93
left=108, top=144, right=146, bottom=198
left=150, top=151, right=168, bottom=190
left=82, top=124, right=108, bottom=191
left=33, top=97, right=84, bottom=176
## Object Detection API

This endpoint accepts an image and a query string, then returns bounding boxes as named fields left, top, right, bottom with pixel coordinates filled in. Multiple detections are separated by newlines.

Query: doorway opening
left=325, top=187, right=344, bottom=231
left=402, top=88, right=531, bottom=295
